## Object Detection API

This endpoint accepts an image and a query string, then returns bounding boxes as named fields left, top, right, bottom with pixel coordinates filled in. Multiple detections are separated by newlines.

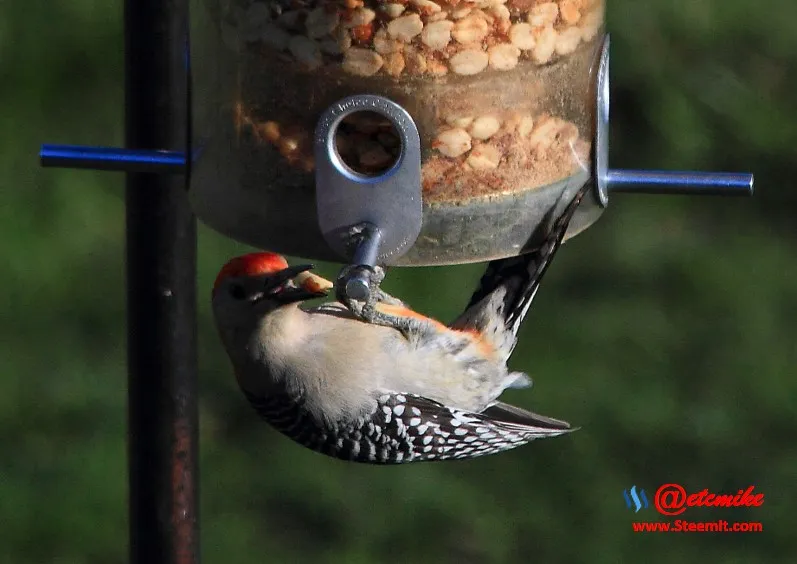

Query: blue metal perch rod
left=40, top=144, right=187, bottom=174
left=40, top=144, right=753, bottom=198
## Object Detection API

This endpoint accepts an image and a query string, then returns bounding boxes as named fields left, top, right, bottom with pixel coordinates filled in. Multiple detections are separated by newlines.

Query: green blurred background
left=2, top=0, right=796, bottom=562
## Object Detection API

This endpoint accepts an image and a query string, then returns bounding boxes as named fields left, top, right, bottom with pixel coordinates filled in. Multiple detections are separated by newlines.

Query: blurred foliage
left=2, top=0, right=796, bottom=563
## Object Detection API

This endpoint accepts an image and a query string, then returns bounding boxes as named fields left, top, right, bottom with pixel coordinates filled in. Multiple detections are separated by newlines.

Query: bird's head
left=211, top=252, right=330, bottom=317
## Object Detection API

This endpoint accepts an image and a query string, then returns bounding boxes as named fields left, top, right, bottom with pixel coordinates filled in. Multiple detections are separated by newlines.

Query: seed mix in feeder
left=221, top=0, right=604, bottom=203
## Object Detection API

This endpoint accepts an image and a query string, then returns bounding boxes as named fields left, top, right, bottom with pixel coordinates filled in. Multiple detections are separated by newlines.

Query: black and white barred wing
left=244, top=390, right=571, bottom=464
left=382, top=394, right=573, bottom=462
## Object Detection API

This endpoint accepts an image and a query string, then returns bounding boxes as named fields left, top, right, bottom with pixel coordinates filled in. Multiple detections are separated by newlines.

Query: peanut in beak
left=293, top=271, right=334, bottom=294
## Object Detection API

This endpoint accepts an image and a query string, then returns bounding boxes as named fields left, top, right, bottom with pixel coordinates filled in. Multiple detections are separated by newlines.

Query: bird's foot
left=335, top=265, right=414, bottom=335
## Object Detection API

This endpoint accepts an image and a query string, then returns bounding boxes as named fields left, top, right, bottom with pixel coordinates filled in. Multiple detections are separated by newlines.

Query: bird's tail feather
left=452, top=184, right=589, bottom=356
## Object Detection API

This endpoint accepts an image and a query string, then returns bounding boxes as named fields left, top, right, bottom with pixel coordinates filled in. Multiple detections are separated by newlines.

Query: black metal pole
left=125, top=1, right=198, bottom=564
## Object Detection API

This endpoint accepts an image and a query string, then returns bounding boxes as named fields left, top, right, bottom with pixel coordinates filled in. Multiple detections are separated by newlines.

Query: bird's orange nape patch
left=457, top=328, right=498, bottom=358
left=213, top=252, right=289, bottom=291
left=375, top=303, right=497, bottom=357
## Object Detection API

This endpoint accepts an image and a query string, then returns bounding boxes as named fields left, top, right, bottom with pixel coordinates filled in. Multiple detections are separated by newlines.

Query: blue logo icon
left=623, top=486, right=649, bottom=512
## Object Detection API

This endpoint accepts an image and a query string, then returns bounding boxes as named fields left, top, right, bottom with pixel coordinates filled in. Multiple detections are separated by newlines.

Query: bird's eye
left=229, top=283, right=246, bottom=300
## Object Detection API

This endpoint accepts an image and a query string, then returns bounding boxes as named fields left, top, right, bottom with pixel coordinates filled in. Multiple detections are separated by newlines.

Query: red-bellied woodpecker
left=212, top=185, right=588, bottom=463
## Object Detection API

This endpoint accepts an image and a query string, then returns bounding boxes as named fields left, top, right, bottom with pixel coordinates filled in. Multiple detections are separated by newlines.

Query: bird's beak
left=266, top=264, right=329, bottom=303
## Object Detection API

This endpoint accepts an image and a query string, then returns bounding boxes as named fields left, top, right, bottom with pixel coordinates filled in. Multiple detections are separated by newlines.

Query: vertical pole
left=125, top=1, right=198, bottom=564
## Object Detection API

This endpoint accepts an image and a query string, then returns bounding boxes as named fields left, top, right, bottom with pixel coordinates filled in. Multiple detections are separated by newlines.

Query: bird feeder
left=43, top=0, right=752, bottom=274
left=184, top=0, right=752, bottom=270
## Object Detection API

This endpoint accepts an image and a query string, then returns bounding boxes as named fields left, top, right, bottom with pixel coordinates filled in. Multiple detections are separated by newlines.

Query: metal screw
left=342, top=224, right=383, bottom=302
left=345, top=271, right=371, bottom=301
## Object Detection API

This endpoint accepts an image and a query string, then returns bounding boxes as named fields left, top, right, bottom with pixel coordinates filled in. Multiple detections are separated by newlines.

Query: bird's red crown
left=213, top=252, right=289, bottom=292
